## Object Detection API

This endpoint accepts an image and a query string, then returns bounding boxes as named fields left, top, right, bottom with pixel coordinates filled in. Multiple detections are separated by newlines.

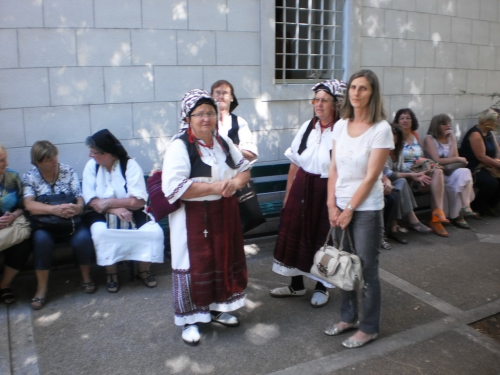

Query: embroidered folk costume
left=272, top=80, right=347, bottom=289
left=162, top=90, right=250, bottom=327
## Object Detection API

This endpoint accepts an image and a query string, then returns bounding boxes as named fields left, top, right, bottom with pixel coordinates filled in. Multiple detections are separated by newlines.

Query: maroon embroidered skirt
left=184, top=196, right=248, bottom=307
left=273, top=168, right=330, bottom=273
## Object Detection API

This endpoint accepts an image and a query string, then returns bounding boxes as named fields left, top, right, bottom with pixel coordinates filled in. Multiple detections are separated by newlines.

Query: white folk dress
left=162, top=134, right=250, bottom=326
left=82, top=158, right=164, bottom=266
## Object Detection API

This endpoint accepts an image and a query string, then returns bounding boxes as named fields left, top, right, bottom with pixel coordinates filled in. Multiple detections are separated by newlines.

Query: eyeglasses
left=311, top=98, right=334, bottom=105
left=439, top=123, right=450, bottom=126
left=213, top=90, right=231, bottom=97
left=190, top=112, right=217, bottom=119
left=89, top=150, right=103, bottom=157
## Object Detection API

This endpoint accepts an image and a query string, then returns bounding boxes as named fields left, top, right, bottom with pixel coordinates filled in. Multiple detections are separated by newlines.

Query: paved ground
left=1, top=215, right=500, bottom=375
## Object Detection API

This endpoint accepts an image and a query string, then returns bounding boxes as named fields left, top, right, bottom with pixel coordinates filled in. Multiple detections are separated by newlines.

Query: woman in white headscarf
left=162, top=89, right=251, bottom=346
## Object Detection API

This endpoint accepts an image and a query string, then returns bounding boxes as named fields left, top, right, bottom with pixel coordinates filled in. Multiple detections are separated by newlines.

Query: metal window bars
left=275, top=0, right=345, bottom=83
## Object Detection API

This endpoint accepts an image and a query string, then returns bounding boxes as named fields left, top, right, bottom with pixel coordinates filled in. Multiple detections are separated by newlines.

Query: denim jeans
left=335, top=209, right=383, bottom=334
left=32, top=224, right=95, bottom=270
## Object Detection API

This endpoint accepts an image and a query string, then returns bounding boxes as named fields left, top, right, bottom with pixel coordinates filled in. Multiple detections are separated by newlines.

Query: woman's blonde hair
left=0, top=144, right=6, bottom=154
left=478, top=109, right=499, bottom=125
left=30, top=140, right=58, bottom=165
left=340, top=69, right=386, bottom=124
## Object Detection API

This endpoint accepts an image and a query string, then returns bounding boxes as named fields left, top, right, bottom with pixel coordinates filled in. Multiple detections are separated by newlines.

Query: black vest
left=227, top=114, right=240, bottom=145
left=178, top=132, right=237, bottom=178
left=297, top=117, right=318, bottom=155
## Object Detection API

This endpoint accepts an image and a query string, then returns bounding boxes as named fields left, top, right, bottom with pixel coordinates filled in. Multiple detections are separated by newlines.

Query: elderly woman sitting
left=82, top=129, right=164, bottom=293
left=24, top=141, right=95, bottom=310
left=0, top=145, right=31, bottom=304
left=459, top=109, right=500, bottom=216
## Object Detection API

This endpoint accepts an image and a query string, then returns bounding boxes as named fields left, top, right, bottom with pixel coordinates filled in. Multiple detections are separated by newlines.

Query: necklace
left=319, top=121, right=333, bottom=129
left=41, top=164, right=59, bottom=185
left=196, top=138, right=214, bottom=149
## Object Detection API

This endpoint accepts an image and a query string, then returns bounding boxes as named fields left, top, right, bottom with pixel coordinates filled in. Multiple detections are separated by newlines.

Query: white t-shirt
left=284, top=119, right=334, bottom=178
left=333, top=118, right=394, bottom=211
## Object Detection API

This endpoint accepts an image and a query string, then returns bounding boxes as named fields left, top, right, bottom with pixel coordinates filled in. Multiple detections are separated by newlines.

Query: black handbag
left=30, top=193, right=81, bottom=235
left=236, top=181, right=266, bottom=233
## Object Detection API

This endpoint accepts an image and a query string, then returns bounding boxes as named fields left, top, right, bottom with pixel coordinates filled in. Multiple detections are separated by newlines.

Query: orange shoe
left=432, top=208, right=450, bottom=224
left=428, top=221, right=449, bottom=237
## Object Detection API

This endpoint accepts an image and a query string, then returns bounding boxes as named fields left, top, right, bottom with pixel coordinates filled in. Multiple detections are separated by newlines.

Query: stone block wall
left=359, top=0, right=500, bottom=140
left=1, top=0, right=500, bottom=177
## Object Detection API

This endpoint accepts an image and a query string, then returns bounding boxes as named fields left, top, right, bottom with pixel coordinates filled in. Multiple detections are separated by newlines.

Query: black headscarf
left=89, top=129, right=128, bottom=159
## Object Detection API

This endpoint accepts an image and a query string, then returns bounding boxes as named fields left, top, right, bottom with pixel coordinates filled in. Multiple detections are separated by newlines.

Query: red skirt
left=184, top=196, right=248, bottom=307
left=273, top=168, right=330, bottom=273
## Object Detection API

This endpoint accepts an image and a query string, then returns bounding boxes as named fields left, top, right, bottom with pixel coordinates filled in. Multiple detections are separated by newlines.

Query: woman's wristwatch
left=346, top=203, right=354, bottom=212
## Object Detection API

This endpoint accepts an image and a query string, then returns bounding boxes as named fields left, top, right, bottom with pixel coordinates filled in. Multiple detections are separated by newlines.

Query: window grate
left=275, top=0, right=345, bottom=84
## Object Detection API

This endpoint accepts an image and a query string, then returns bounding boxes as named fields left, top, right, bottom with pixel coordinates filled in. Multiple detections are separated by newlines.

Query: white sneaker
left=310, top=290, right=329, bottom=307
left=182, top=324, right=200, bottom=345
left=211, top=312, right=239, bottom=327
left=269, top=286, right=306, bottom=298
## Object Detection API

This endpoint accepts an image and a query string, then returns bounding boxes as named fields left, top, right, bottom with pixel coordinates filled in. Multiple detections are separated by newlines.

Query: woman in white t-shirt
left=325, top=70, right=394, bottom=349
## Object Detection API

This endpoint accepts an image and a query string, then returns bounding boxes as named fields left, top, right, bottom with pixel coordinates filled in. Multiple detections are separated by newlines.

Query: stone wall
left=1, top=0, right=500, bottom=176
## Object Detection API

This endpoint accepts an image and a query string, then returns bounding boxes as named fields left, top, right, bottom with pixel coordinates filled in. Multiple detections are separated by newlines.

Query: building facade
left=1, top=0, right=500, bottom=175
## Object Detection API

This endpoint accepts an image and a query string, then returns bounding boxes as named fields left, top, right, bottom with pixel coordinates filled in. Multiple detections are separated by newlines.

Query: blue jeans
left=335, top=209, right=383, bottom=334
left=32, top=224, right=95, bottom=270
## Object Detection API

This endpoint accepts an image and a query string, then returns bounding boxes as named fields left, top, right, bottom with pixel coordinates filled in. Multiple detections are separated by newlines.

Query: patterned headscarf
left=179, top=89, right=218, bottom=130
left=311, top=79, right=347, bottom=100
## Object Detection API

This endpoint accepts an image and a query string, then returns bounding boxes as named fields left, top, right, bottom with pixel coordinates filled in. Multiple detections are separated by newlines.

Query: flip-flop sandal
left=387, top=231, right=408, bottom=244
left=0, top=288, right=15, bottom=304
left=451, top=217, right=470, bottom=229
left=409, top=222, right=432, bottom=233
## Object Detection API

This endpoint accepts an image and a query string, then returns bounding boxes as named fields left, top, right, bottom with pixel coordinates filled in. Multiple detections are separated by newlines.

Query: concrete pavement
left=1, top=215, right=500, bottom=375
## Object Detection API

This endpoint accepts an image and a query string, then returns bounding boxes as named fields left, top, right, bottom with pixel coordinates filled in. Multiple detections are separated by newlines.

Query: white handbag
left=310, top=227, right=364, bottom=292
left=0, top=215, right=31, bottom=252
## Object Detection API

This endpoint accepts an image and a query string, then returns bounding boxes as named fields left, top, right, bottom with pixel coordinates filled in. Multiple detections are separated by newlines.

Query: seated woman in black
left=459, top=109, right=500, bottom=216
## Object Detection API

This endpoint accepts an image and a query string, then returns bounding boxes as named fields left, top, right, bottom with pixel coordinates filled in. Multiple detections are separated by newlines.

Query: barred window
left=275, top=0, right=345, bottom=83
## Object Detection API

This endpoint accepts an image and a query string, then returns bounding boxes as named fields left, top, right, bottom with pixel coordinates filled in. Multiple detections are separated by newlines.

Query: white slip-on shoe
left=211, top=312, right=239, bottom=327
left=182, top=324, right=200, bottom=346
left=310, top=290, right=329, bottom=307
left=269, top=286, right=306, bottom=298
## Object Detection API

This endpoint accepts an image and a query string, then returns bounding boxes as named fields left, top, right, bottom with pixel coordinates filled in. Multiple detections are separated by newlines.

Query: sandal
left=409, top=221, right=432, bottom=234
left=0, top=287, right=15, bottom=305
left=106, top=273, right=119, bottom=293
left=136, top=270, right=157, bottom=288
left=380, top=238, right=392, bottom=250
left=81, top=281, right=97, bottom=294
left=428, top=221, right=449, bottom=237
left=451, top=217, right=470, bottom=229
left=31, top=297, right=46, bottom=310
left=387, top=230, right=408, bottom=244
left=460, top=207, right=480, bottom=218
left=432, top=208, right=450, bottom=224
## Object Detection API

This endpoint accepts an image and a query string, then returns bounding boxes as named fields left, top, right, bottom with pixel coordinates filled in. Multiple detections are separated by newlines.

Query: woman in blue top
left=459, top=109, right=500, bottom=216
left=0, top=145, right=31, bottom=304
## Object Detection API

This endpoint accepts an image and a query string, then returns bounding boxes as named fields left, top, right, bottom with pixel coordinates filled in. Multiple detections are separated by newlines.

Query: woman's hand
left=108, top=208, right=133, bottom=222
left=411, top=172, right=432, bottom=186
left=90, top=198, right=112, bottom=214
left=220, top=179, right=237, bottom=197
left=336, top=209, right=353, bottom=230
left=0, top=212, right=16, bottom=229
left=383, top=179, right=393, bottom=195
left=328, top=205, right=341, bottom=227
left=51, top=204, right=77, bottom=218
left=455, top=157, right=468, bottom=164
